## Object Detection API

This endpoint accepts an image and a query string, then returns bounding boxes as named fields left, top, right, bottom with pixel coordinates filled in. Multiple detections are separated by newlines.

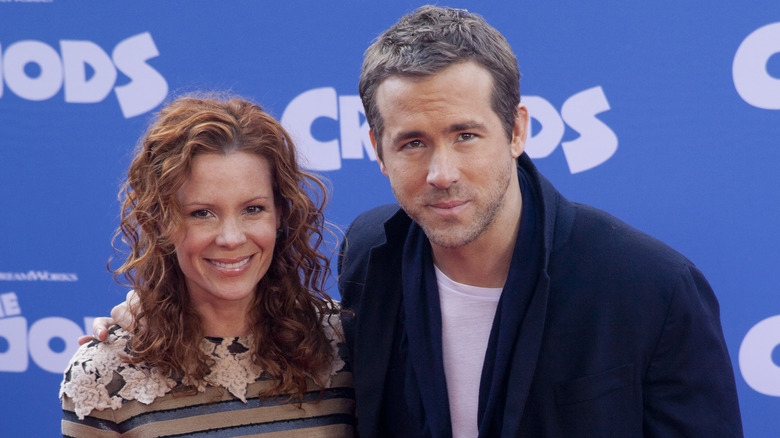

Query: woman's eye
left=190, top=209, right=211, bottom=218
left=246, top=205, right=266, bottom=214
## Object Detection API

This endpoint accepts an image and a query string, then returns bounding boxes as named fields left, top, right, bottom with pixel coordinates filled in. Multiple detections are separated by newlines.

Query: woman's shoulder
left=318, top=303, right=349, bottom=386
left=59, top=326, right=175, bottom=419
left=321, top=302, right=343, bottom=339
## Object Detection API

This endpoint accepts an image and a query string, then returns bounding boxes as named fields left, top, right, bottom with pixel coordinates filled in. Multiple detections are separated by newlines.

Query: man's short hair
left=359, top=5, right=521, bottom=159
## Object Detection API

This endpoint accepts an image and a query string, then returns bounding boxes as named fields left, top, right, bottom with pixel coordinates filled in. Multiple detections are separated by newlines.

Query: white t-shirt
left=435, top=266, right=502, bottom=438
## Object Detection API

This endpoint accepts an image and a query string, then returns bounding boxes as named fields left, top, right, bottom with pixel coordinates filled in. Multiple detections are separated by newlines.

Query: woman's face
left=171, top=151, right=280, bottom=314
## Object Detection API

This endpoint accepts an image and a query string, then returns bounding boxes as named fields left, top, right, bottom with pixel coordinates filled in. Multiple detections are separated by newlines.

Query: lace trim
left=60, top=315, right=345, bottom=420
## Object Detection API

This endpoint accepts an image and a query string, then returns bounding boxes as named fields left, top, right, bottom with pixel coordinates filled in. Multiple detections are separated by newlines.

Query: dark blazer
left=338, top=154, right=742, bottom=437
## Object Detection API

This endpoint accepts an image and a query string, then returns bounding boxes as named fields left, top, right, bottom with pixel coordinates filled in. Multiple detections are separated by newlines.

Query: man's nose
left=426, top=147, right=460, bottom=189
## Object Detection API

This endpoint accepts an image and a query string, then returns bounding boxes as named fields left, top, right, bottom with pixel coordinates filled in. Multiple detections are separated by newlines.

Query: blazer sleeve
left=641, top=263, right=743, bottom=437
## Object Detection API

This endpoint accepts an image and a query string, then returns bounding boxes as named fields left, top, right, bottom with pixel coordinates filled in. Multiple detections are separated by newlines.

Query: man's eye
left=458, top=133, right=476, bottom=141
left=402, top=140, right=424, bottom=149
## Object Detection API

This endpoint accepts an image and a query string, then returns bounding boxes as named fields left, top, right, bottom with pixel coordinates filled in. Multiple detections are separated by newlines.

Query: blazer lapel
left=350, top=210, right=409, bottom=434
left=478, top=158, right=553, bottom=436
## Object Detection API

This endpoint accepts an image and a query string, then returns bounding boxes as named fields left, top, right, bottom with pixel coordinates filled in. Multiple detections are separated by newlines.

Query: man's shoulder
left=549, top=201, right=720, bottom=339
left=347, top=204, right=405, bottom=234
left=571, top=202, right=688, bottom=262
left=342, top=204, right=409, bottom=253
left=553, top=201, right=700, bottom=293
left=338, top=204, right=408, bottom=300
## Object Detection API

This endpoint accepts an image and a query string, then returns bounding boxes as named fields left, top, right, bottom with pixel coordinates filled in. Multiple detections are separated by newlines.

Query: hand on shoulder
left=78, top=290, right=139, bottom=345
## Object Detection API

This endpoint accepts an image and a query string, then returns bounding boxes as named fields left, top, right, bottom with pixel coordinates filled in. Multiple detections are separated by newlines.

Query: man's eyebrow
left=446, top=121, right=486, bottom=133
left=388, top=122, right=487, bottom=145
left=390, top=130, right=425, bottom=145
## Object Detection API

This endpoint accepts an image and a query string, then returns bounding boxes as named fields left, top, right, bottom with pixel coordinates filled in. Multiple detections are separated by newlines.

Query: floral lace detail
left=60, top=313, right=345, bottom=420
left=320, top=312, right=345, bottom=385
left=58, top=327, right=176, bottom=419
left=199, top=335, right=263, bottom=402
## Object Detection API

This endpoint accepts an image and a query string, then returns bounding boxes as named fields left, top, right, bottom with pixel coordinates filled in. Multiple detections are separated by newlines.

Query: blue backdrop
left=1, top=1, right=779, bottom=436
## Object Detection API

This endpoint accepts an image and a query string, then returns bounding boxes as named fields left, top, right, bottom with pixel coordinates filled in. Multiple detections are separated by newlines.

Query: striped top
left=60, top=321, right=354, bottom=437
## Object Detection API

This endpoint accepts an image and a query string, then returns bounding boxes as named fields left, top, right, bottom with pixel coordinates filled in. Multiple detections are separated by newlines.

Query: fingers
left=78, top=335, right=96, bottom=346
left=126, top=289, right=140, bottom=307
left=111, top=290, right=139, bottom=330
left=110, top=303, right=131, bottom=329
left=82, top=290, right=140, bottom=345
left=91, top=316, right=114, bottom=340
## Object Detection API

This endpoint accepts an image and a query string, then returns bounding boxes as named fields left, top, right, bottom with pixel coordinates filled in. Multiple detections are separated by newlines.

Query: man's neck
left=432, top=183, right=523, bottom=288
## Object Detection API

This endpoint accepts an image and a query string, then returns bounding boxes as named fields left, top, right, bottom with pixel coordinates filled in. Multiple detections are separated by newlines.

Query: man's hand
left=77, top=290, right=139, bottom=345
left=78, top=317, right=114, bottom=344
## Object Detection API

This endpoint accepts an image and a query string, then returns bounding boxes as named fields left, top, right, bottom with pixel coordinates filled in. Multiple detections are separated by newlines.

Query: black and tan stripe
left=62, top=371, right=355, bottom=437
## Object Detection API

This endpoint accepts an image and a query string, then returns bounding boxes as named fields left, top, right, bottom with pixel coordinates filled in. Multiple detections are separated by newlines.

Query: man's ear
left=369, top=129, right=388, bottom=176
left=511, top=104, right=529, bottom=159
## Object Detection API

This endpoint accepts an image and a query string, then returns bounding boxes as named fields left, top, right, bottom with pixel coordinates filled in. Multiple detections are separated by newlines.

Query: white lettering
left=28, top=317, right=84, bottom=374
left=282, top=87, right=341, bottom=171
left=112, top=32, right=168, bottom=118
left=733, top=22, right=780, bottom=110
left=83, top=317, right=96, bottom=337
left=282, top=87, right=617, bottom=173
left=25, top=271, right=47, bottom=281
left=3, top=40, right=62, bottom=101
left=0, top=34, right=167, bottom=118
left=524, top=88, right=617, bottom=173
left=560, top=86, right=618, bottom=174
left=739, top=314, right=780, bottom=397
left=0, top=317, right=28, bottom=372
left=0, top=270, right=78, bottom=282
left=524, top=96, right=565, bottom=159
left=0, top=292, right=96, bottom=374
left=61, top=40, right=117, bottom=103
left=0, top=292, right=21, bottom=317
left=338, top=95, right=375, bottom=161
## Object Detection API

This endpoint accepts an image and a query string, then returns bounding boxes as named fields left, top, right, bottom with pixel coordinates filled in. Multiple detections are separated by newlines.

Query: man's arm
left=642, top=264, right=743, bottom=436
left=79, top=290, right=138, bottom=344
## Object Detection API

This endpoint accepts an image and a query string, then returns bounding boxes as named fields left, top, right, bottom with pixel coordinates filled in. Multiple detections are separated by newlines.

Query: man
left=338, top=5, right=742, bottom=437
left=92, top=5, right=743, bottom=437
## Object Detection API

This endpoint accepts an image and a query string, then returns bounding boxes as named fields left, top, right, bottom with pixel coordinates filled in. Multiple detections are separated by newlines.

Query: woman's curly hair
left=111, top=93, right=337, bottom=400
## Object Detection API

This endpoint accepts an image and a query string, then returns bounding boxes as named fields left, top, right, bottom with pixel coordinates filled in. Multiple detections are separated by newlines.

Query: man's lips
left=431, top=200, right=462, bottom=208
left=429, top=200, right=468, bottom=214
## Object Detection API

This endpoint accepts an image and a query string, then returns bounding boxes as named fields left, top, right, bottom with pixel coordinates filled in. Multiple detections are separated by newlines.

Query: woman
left=60, top=95, right=354, bottom=436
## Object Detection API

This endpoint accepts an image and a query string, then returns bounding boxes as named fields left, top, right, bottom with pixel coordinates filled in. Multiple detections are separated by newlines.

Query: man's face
left=371, top=61, right=528, bottom=249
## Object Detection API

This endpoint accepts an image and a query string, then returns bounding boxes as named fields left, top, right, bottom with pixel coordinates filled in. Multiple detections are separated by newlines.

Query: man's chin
left=422, top=226, right=480, bottom=249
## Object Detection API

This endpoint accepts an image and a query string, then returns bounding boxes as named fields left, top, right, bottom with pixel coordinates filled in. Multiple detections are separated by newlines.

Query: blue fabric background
left=1, top=1, right=778, bottom=435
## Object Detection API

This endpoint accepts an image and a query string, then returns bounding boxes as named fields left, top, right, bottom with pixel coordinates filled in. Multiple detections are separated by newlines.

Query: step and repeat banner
left=1, top=1, right=779, bottom=436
